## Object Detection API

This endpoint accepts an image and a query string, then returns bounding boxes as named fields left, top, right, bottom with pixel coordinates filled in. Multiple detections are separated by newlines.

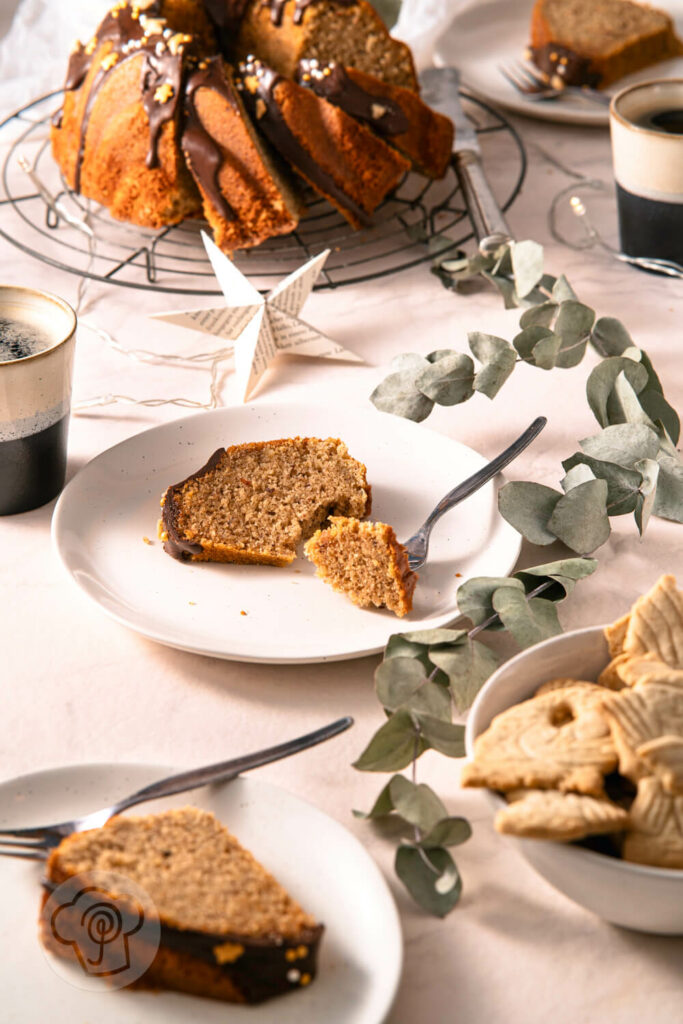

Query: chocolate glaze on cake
left=297, top=59, right=408, bottom=135
left=238, top=58, right=373, bottom=226
left=529, top=43, right=601, bottom=87
left=265, top=0, right=357, bottom=27
left=161, top=447, right=225, bottom=560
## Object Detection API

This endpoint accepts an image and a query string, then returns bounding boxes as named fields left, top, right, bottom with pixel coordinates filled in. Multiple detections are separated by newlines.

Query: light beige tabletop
left=1, top=5, right=682, bottom=1023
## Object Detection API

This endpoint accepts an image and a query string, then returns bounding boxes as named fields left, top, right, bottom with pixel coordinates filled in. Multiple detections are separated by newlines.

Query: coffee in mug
left=610, top=79, right=683, bottom=265
left=0, top=287, right=77, bottom=515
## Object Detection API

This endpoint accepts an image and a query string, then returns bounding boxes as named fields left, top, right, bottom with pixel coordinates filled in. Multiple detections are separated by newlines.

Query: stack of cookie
left=462, top=574, right=683, bottom=870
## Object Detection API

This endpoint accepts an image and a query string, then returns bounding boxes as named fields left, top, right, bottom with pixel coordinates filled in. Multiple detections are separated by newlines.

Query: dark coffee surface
left=617, top=183, right=683, bottom=264
left=0, top=415, right=69, bottom=515
left=0, top=317, right=53, bottom=363
left=634, top=107, right=683, bottom=135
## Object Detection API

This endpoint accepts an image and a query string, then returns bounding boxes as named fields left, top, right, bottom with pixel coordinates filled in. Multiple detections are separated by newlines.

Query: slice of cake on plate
left=40, top=806, right=323, bottom=1003
left=529, top=0, right=683, bottom=88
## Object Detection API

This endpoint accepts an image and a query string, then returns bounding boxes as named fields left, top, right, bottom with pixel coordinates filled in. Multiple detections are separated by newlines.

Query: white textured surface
left=0, top=3, right=682, bottom=1023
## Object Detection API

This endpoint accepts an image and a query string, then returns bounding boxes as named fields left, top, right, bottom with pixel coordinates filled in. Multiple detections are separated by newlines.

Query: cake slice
left=182, top=56, right=305, bottom=252
left=40, top=807, right=323, bottom=1003
left=234, top=0, right=419, bottom=91
left=159, top=437, right=371, bottom=565
left=297, top=60, right=454, bottom=179
left=304, top=516, right=417, bottom=617
left=238, top=58, right=411, bottom=229
left=529, top=0, right=683, bottom=89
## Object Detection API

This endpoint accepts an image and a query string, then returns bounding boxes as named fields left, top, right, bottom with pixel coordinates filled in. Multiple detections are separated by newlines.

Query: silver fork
left=499, top=61, right=610, bottom=107
left=0, top=717, right=353, bottom=861
left=403, top=416, right=547, bottom=570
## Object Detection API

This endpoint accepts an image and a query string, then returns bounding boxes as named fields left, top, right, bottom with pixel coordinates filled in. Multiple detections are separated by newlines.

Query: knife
left=420, top=67, right=513, bottom=253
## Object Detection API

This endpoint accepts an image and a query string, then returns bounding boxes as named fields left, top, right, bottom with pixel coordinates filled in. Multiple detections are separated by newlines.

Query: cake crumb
left=240, top=610, right=248, bottom=616
left=142, top=535, right=153, bottom=545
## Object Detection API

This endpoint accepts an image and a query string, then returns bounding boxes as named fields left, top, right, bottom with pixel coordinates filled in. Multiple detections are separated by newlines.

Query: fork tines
left=0, top=836, right=48, bottom=860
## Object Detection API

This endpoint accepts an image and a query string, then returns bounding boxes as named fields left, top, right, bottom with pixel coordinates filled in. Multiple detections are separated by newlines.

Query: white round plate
left=0, top=764, right=402, bottom=1024
left=52, top=401, right=521, bottom=663
left=436, top=0, right=683, bottom=126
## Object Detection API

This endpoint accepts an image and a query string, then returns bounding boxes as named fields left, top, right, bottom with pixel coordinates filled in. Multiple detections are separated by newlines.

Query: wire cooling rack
left=0, top=89, right=526, bottom=295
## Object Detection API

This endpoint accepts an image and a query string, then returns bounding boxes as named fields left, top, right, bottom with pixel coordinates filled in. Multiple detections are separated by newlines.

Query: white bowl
left=466, top=626, right=683, bottom=934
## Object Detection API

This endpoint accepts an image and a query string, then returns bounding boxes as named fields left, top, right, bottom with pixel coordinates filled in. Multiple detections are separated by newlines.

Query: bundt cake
left=158, top=436, right=371, bottom=564
left=40, top=807, right=323, bottom=1003
left=529, top=0, right=683, bottom=89
left=51, top=0, right=450, bottom=251
left=304, top=515, right=417, bottom=617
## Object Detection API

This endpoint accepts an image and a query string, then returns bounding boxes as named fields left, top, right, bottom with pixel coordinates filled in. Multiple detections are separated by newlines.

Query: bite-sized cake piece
left=235, top=0, right=419, bottom=91
left=304, top=516, right=417, bottom=617
left=40, top=807, right=323, bottom=1003
left=238, top=58, right=410, bottom=228
left=182, top=56, right=304, bottom=251
left=297, top=60, right=453, bottom=179
left=529, top=0, right=683, bottom=88
left=159, top=437, right=371, bottom=565
left=51, top=4, right=203, bottom=228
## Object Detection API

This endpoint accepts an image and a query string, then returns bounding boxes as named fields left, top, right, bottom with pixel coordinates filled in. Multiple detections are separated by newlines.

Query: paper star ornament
left=151, top=232, right=362, bottom=400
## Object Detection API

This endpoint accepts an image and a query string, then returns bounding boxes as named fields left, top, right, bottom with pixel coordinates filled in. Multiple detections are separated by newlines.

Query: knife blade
left=420, top=67, right=513, bottom=252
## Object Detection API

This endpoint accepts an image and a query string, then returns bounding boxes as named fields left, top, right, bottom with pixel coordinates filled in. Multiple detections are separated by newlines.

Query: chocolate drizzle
left=297, top=60, right=408, bottom=136
left=262, top=0, right=357, bottom=27
left=181, top=57, right=240, bottom=224
left=529, top=43, right=601, bottom=89
left=239, top=60, right=372, bottom=227
left=161, top=447, right=226, bottom=560
left=66, top=6, right=189, bottom=189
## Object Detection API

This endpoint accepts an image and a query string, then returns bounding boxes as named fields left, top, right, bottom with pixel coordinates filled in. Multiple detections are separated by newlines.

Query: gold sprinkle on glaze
left=285, top=949, right=298, bottom=962
left=85, top=38, right=98, bottom=55
left=300, top=973, right=312, bottom=986
left=154, top=82, right=175, bottom=104
left=213, top=942, right=245, bottom=964
left=168, top=31, right=192, bottom=55
left=100, top=52, right=119, bottom=71
left=371, top=103, right=387, bottom=120
left=296, top=945, right=309, bottom=958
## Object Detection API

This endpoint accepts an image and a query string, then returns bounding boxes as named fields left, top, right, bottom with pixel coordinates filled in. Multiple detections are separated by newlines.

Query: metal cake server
left=0, top=717, right=353, bottom=858
left=403, top=416, right=547, bottom=570
left=420, top=66, right=513, bottom=254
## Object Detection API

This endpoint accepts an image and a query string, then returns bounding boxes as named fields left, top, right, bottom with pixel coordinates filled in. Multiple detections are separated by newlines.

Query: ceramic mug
left=610, top=78, right=683, bottom=265
left=0, top=286, right=77, bottom=515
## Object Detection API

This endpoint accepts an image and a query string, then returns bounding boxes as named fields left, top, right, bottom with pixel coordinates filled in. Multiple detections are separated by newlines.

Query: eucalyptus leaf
left=510, top=239, right=544, bottom=297
left=580, top=422, right=660, bottom=468
left=633, top=457, right=660, bottom=536
left=497, top=481, right=562, bottom=545
left=421, top=817, right=473, bottom=849
left=491, top=587, right=562, bottom=648
left=375, top=658, right=428, bottom=711
left=395, top=844, right=462, bottom=916
left=370, top=369, right=435, bottom=422
left=399, top=628, right=467, bottom=645
left=415, top=353, right=475, bottom=406
left=561, top=463, right=595, bottom=492
left=519, top=301, right=557, bottom=329
left=482, top=271, right=519, bottom=309
left=586, top=357, right=648, bottom=428
left=469, top=332, right=518, bottom=399
left=384, top=634, right=431, bottom=662
left=417, top=715, right=466, bottom=758
left=429, top=638, right=499, bottom=711
left=457, top=575, right=525, bottom=627
left=397, top=680, right=452, bottom=722
left=513, top=557, right=598, bottom=600
left=547, top=478, right=610, bottom=553
left=591, top=316, right=634, bottom=357
left=427, top=348, right=457, bottom=363
left=611, top=370, right=657, bottom=429
left=562, top=452, right=643, bottom=516
left=352, top=777, right=397, bottom=819
left=391, top=352, right=430, bottom=372
left=554, top=300, right=595, bottom=368
left=551, top=274, right=578, bottom=302
left=389, top=776, right=448, bottom=833
left=513, top=325, right=554, bottom=364
left=653, top=451, right=683, bottom=523
left=353, top=710, right=426, bottom=772
left=638, top=388, right=681, bottom=446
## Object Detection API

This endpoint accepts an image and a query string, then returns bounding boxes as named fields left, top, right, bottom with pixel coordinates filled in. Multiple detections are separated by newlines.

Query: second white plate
left=52, top=401, right=521, bottom=663
left=436, top=0, right=683, bottom=127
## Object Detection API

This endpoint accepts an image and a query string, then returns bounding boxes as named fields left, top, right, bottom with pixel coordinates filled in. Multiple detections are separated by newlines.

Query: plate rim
left=0, top=761, right=404, bottom=1024
left=51, top=400, right=522, bottom=664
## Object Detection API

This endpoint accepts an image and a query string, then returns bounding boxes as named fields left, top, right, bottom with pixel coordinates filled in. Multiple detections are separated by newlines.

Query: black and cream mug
left=0, top=286, right=77, bottom=515
left=610, top=79, right=683, bottom=265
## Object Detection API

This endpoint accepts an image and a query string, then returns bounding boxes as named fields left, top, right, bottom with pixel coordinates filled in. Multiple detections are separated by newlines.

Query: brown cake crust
left=529, top=0, right=683, bottom=88
left=235, top=0, right=419, bottom=90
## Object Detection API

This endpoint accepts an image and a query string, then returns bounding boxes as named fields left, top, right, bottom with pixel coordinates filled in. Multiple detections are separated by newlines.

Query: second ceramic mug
left=610, top=78, right=683, bottom=265
left=0, top=286, right=77, bottom=515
